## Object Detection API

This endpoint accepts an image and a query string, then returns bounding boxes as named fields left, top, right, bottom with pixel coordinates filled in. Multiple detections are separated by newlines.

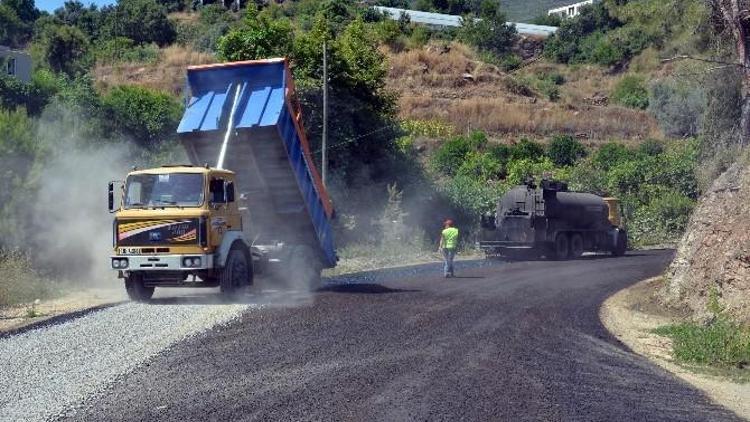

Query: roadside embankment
left=601, top=277, right=750, bottom=420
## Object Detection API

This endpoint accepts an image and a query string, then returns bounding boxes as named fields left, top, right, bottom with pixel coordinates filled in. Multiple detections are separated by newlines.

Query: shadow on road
left=321, top=283, right=420, bottom=294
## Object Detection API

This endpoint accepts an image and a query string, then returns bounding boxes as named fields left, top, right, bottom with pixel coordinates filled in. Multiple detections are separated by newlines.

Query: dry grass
left=0, top=251, right=63, bottom=307
left=168, top=11, right=199, bottom=24
left=400, top=95, right=660, bottom=140
left=94, top=45, right=215, bottom=96
left=387, top=43, right=664, bottom=142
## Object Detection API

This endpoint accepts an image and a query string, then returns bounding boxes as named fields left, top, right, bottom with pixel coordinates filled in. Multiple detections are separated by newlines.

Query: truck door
left=208, top=175, right=241, bottom=248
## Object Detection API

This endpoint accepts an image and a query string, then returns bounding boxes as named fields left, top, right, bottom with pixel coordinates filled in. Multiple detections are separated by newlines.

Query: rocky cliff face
left=665, top=158, right=750, bottom=323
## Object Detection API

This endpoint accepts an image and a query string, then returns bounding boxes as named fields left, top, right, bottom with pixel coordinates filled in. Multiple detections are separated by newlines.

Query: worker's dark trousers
left=442, top=248, right=456, bottom=276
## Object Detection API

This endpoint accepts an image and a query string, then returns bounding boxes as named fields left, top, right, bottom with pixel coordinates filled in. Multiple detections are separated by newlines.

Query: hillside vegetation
left=0, top=0, right=742, bottom=312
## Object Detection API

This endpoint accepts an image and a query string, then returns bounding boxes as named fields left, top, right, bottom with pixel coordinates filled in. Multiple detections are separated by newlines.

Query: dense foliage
left=427, top=131, right=698, bottom=246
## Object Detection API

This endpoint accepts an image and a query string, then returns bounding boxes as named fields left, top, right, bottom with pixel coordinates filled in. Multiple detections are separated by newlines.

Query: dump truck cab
left=110, top=165, right=256, bottom=300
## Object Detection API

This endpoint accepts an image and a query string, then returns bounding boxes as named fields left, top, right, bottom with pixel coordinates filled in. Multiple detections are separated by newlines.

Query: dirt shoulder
left=0, top=288, right=126, bottom=335
left=601, top=277, right=750, bottom=419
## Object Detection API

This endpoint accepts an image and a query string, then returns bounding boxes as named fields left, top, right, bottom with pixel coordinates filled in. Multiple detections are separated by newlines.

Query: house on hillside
left=0, top=46, right=32, bottom=83
left=548, top=0, right=597, bottom=19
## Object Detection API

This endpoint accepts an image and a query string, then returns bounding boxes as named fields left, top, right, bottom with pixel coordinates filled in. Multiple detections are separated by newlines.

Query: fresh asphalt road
left=65, top=250, right=741, bottom=421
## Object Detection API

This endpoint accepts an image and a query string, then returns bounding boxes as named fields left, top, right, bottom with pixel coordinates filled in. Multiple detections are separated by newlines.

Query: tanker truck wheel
left=553, top=233, right=570, bottom=260
left=570, top=234, right=584, bottom=259
left=612, top=230, right=628, bottom=257
left=220, top=244, right=252, bottom=300
left=125, top=274, right=154, bottom=302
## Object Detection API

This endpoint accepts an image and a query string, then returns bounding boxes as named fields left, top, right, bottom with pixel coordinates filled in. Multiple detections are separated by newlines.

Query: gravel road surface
left=48, top=250, right=740, bottom=421
left=0, top=296, right=256, bottom=422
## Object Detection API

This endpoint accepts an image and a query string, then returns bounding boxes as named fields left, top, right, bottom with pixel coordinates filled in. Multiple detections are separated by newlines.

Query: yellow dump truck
left=108, top=59, right=336, bottom=301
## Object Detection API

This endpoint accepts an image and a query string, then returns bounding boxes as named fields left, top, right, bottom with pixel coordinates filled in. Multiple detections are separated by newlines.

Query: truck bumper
left=111, top=254, right=214, bottom=271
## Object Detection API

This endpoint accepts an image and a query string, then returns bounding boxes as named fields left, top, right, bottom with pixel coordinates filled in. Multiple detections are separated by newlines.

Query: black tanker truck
left=479, top=180, right=628, bottom=259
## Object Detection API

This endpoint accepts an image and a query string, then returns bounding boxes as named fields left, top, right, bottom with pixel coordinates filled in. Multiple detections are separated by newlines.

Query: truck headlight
left=182, top=257, right=202, bottom=268
left=111, top=258, right=129, bottom=269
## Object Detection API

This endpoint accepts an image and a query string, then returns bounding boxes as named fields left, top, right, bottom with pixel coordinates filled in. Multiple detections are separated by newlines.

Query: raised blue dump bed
left=177, top=59, right=336, bottom=268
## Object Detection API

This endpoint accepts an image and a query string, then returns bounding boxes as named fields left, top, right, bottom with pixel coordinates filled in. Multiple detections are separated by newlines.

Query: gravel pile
left=0, top=301, right=255, bottom=422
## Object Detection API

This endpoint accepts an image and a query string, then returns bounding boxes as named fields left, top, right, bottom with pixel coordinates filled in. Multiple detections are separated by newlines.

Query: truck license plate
left=119, top=247, right=141, bottom=255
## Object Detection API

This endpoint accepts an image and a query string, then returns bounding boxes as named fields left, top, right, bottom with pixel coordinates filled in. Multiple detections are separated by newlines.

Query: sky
left=36, top=0, right=116, bottom=12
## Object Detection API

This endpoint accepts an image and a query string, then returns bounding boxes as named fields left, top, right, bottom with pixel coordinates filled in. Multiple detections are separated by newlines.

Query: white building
left=373, top=6, right=559, bottom=38
left=548, top=0, right=597, bottom=19
left=0, top=46, right=32, bottom=83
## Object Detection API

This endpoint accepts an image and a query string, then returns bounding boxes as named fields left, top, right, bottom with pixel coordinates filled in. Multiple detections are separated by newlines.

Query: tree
left=706, top=0, right=750, bottom=145
left=102, top=85, right=183, bottom=147
left=2, top=0, right=39, bottom=23
left=0, top=3, right=24, bottom=47
left=38, top=24, right=90, bottom=76
left=459, top=4, right=517, bottom=58
left=216, top=5, right=293, bottom=61
left=54, top=1, right=103, bottom=39
left=101, top=0, right=176, bottom=45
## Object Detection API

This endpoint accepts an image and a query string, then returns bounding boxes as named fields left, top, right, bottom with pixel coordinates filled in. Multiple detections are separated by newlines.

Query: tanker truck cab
left=109, top=165, right=255, bottom=301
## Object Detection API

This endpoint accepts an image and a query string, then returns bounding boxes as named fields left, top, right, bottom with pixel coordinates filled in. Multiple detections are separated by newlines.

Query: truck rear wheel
left=289, top=245, right=323, bottom=291
left=570, top=234, right=584, bottom=259
left=553, top=233, right=570, bottom=260
left=125, top=274, right=154, bottom=302
left=220, top=244, right=252, bottom=300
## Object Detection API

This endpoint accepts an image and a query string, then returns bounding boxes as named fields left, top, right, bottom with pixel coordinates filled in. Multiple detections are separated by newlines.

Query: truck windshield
left=124, top=173, right=204, bottom=209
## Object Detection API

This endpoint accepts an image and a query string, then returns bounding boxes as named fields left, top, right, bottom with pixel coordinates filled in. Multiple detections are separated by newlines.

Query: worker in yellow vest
left=438, top=219, right=459, bottom=278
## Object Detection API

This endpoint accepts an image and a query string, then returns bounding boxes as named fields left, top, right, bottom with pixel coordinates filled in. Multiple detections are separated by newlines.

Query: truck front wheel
left=612, top=230, right=628, bottom=257
left=125, top=274, right=154, bottom=302
left=220, top=244, right=252, bottom=300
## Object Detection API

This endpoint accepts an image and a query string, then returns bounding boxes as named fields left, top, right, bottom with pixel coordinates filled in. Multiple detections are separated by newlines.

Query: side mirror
left=108, top=182, right=115, bottom=213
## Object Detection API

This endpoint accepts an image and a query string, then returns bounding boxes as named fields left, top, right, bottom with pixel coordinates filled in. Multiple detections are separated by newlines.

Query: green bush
left=613, top=75, right=649, bottom=109
left=456, top=152, right=501, bottom=181
left=500, top=54, right=522, bottom=72
left=547, top=135, right=587, bottom=166
left=0, top=108, right=42, bottom=245
left=592, top=142, right=634, bottom=171
left=638, top=138, right=664, bottom=156
left=505, top=157, right=556, bottom=185
left=510, top=138, right=545, bottom=161
left=95, top=37, right=159, bottom=64
left=432, top=135, right=476, bottom=176
left=648, top=79, right=706, bottom=138
left=102, top=85, right=183, bottom=147
left=217, top=5, right=293, bottom=61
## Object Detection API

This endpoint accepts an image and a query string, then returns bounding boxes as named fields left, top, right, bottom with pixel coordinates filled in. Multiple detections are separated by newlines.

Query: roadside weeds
left=601, top=277, right=750, bottom=419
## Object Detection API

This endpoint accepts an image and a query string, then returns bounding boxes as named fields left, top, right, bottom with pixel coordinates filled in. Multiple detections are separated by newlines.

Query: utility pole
left=322, top=40, right=329, bottom=188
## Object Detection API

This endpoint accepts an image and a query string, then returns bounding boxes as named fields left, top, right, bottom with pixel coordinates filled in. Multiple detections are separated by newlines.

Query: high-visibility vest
left=442, top=227, right=459, bottom=249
